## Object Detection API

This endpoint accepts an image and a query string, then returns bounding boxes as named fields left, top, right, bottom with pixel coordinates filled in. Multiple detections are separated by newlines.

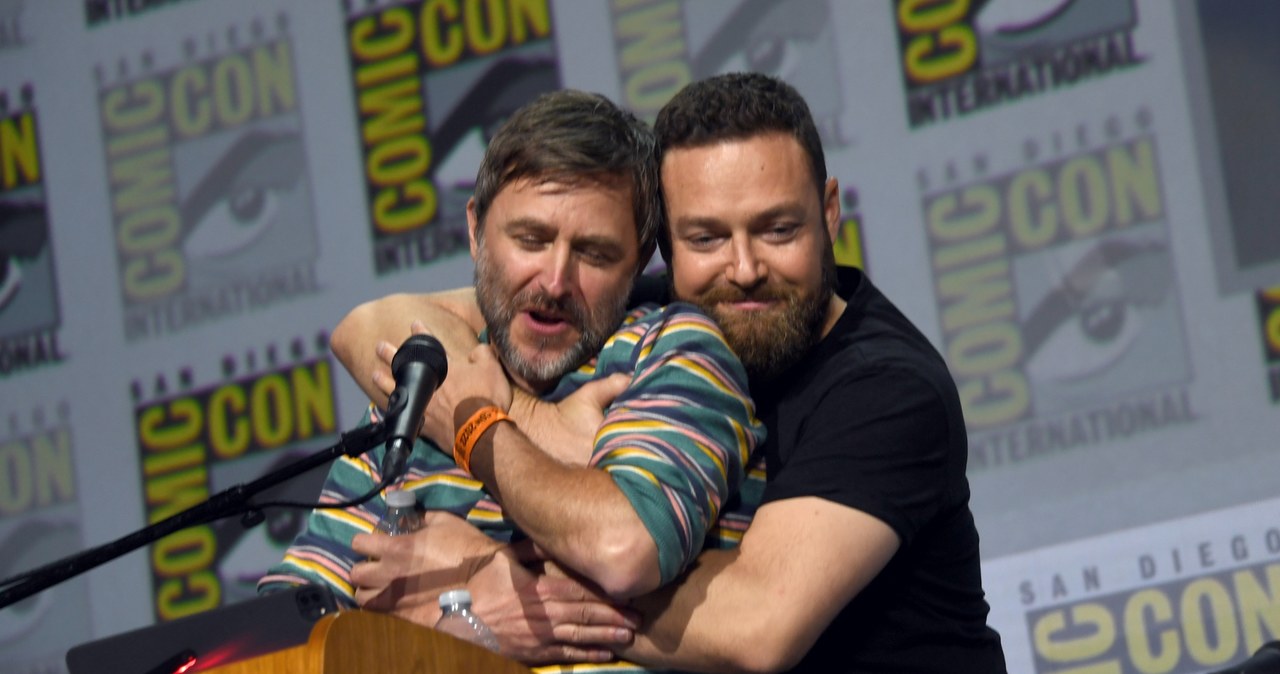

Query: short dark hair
left=472, top=89, right=660, bottom=267
left=653, top=73, right=827, bottom=262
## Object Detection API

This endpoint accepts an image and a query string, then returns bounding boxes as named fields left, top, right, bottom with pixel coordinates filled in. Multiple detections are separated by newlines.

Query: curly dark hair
left=653, top=73, right=827, bottom=262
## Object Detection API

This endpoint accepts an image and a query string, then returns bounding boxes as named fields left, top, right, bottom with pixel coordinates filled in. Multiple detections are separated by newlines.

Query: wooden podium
left=204, top=610, right=532, bottom=673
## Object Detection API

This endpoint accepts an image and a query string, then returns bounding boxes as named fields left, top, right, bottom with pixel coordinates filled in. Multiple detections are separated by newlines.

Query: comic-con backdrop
left=0, top=1, right=1277, bottom=672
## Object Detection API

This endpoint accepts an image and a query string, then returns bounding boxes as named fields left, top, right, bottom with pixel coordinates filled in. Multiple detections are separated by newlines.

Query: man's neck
left=506, top=367, right=552, bottom=398
left=819, top=294, right=847, bottom=341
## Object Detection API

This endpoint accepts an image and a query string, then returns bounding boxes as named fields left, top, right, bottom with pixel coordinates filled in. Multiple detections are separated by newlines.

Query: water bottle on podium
left=434, top=589, right=501, bottom=653
left=376, top=489, right=421, bottom=536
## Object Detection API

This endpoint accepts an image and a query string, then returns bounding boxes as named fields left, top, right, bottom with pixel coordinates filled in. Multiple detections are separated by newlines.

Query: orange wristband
left=453, top=406, right=511, bottom=474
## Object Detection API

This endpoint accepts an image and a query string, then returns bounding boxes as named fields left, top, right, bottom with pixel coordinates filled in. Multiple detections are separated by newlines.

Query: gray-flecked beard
left=475, top=249, right=630, bottom=388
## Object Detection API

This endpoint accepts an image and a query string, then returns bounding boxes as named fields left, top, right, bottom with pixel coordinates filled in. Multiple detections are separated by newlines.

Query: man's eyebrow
left=671, top=215, right=725, bottom=231
left=571, top=234, right=626, bottom=254
left=673, top=203, right=812, bottom=230
left=501, top=217, right=554, bottom=234
left=747, top=203, right=810, bottom=225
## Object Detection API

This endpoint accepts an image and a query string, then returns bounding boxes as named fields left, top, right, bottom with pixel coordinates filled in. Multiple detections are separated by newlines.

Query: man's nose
left=726, top=238, right=766, bottom=288
left=540, top=243, right=575, bottom=298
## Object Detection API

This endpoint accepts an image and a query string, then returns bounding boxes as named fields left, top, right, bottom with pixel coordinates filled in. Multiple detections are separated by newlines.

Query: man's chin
left=507, top=345, right=584, bottom=386
left=714, top=306, right=782, bottom=339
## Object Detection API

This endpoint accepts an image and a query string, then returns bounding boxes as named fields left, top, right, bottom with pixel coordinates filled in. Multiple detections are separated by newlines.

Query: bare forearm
left=469, top=417, right=660, bottom=598
left=619, top=548, right=781, bottom=673
left=618, top=498, right=899, bottom=673
left=331, top=290, right=484, bottom=406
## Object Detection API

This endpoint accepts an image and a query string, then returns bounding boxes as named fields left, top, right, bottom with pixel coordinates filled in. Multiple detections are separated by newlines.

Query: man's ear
left=822, top=177, right=841, bottom=242
left=466, top=197, right=481, bottom=260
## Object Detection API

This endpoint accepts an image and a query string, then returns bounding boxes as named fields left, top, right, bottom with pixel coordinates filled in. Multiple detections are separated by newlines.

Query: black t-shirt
left=755, top=267, right=1006, bottom=673
left=633, top=268, right=1007, bottom=673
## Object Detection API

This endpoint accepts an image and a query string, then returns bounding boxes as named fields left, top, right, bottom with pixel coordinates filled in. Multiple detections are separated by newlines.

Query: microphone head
left=392, top=333, right=448, bottom=382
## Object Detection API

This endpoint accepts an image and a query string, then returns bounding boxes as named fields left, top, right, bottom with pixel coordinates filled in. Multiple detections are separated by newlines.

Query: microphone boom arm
left=0, top=421, right=389, bottom=610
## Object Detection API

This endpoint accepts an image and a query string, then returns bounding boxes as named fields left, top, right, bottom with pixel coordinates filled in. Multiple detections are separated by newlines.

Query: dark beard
left=688, top=251, right=836, bottom=382
left=475, top=249, right=629, bottom=386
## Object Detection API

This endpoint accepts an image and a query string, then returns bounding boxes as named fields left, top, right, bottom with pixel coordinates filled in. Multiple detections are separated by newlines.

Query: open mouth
left=528, top=308, right=568, bottom=324
left=522, top=307, right=576, bottom=336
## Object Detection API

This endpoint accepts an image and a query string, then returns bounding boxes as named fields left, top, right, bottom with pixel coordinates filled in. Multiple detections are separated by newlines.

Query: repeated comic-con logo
left=0, top=402, right=89, bottom=673
left=611, top=0, right=853, bottom=147
left=0, top=0, right=26, bottom=50
left=1258, top=287, right=1280, bottom=403
left=991, top=500, right=1280, bottom=674
left=85, top=0, right=203, bottom=28
left=1022, top=536, right=1280, bottom=673
left=0, top=85, right=64, bottom=378
left=345, top=0, right=559, bottom=275
left=96, top=14, right=319, bottom=342
left=132, top=333, right=338, bottom=621
left=896, top=0, right=1143, bottom=129
left=919, top=108, right=1195, bottom=469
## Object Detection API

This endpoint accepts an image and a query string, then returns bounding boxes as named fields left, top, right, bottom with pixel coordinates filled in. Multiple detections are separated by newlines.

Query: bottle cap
left=439, top=589, right=472, bottom=609
left=386, top=489, right=416, bottom=508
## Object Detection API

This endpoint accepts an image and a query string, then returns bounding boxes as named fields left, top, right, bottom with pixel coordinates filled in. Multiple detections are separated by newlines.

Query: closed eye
left=684, top=232, right=724, bottom=250
left=576, top=243, right=624, bottom=267
left=762, top=222, right=802, bottom=241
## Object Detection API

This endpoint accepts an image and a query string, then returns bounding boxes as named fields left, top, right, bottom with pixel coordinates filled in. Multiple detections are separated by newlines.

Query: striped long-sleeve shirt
left=258, top=302, right=766, bottom=614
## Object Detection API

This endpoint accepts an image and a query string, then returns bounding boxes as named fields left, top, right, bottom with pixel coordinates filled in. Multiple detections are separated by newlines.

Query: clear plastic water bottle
left=376, top=489, right=420, bottom=536
left=434, top=589, right=500, bottom=653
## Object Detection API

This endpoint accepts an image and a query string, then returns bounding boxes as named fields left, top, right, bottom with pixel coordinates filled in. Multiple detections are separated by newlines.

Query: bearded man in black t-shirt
left=599, top=73, right=1008, bottom=674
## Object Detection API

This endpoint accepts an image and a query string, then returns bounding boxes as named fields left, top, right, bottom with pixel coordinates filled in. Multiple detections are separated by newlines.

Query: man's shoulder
left=590, top=302, right=741, bottom=379
left=610, top=301, right=725, bottom=345
left=619, top=300, right=711, bottom=325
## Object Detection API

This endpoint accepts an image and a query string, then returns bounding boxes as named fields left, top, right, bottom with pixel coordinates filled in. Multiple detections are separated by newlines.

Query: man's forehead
left=489, top=177, right=639, bottom=239
left=660, top=136, right=818, bottom=214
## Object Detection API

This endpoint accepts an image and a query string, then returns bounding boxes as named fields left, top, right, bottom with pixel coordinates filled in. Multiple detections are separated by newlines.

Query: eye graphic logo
left=923, top=120, right=1194, bottom=461
left=133, top=335, right=338, bottom=621
left=0, top=404, right=88, bottom=672
left=689, top=0, right=853, bottom=147
left=612, top=0, right=854, bottom=148
left=344, top=0, right=560, bottom=275
left=97, top=18, right=320, bottom=342
left=896, top=0, right=1143, bottom=128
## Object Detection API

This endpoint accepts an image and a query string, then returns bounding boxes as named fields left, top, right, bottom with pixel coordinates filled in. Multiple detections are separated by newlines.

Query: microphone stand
left=0, top=421, right=388, bottom=611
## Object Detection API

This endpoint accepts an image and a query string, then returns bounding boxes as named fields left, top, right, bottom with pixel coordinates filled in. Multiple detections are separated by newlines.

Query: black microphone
left=380, top=334, right=448, bottom=483
left=1210, top=642, right=1280, bottom=674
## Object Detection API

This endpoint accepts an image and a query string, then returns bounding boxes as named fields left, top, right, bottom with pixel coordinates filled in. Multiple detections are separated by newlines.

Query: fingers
left=550, top=623, right=635, bottom=646
left=596, top=373, right=631, bottom=407
left=522, top=644, right=617, bottom=665
left=351, top=557, right=397, bottom=610
left=569, top=372, right=629, bottom=410
left=534, top=575, right=640, bottom=630
left=351, top=531, right=391, bottom=558
left=538, top=643, right=622, bottom=664
left=507, top=617, right=633, bottom=664
left=533, top=572, right=597, bottom=602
